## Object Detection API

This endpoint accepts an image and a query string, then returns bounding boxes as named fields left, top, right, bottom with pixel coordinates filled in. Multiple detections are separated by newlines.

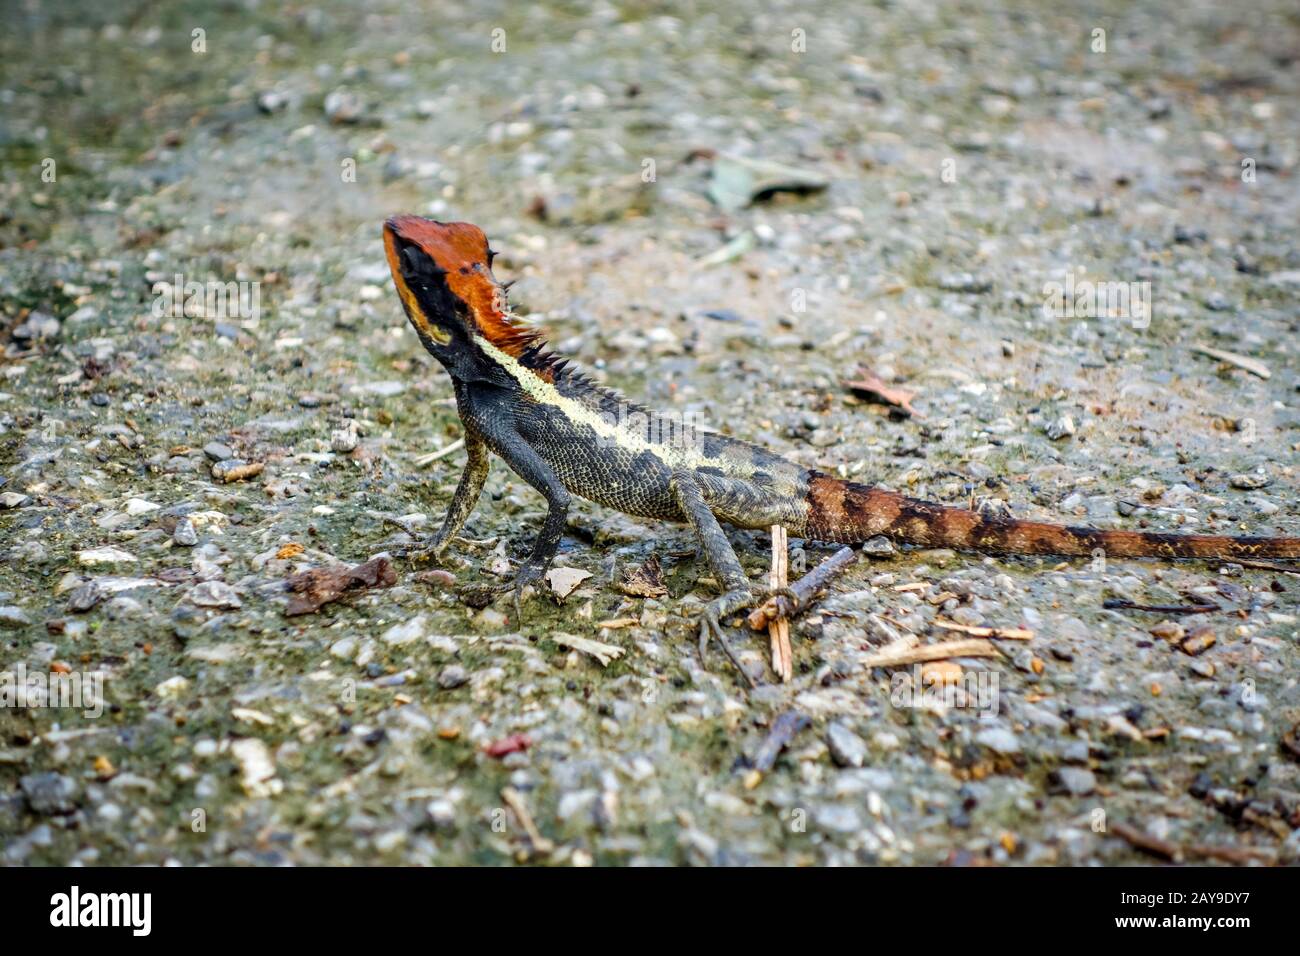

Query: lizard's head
left=383, top=215, right=493, bottom=353
left=382, top=215, right=544, bottom=379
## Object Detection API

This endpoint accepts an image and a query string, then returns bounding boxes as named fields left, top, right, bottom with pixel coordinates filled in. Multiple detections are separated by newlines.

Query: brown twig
left=932, top=618, right=1034, bottom=640
left=1111, top=821, right=1276, bottom=865
left=1110, top=821, right=1180, bottom=861
left=858, top=638, right=998, bottom=669
left=747, top=545, right=860, bottom=631
left=750, top=711, right=810, bottom=773
left=501, top=786, right=554, bottom=856
left=1103, top=599, right=1220, bottom=615
left=1187, top=843, right=1276, bottom=865
left=1190, top=343, right=1271, bottom=380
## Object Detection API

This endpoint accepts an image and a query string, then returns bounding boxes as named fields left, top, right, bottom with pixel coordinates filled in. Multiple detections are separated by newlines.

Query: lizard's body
left=383, top=215, right=1299, bottom=676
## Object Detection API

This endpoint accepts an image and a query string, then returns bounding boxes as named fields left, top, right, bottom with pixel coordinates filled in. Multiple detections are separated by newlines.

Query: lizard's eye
left=400, top=246, right=424, bottom=280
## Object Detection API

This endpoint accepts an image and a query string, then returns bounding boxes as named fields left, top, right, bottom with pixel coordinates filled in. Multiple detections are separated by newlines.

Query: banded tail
left=801, top=472, right=1300, bottom=560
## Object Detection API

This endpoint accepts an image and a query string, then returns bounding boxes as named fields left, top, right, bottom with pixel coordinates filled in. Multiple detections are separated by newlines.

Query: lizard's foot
left=767, top=585, right=801, bottom=613
left=394, top=536, right=470, bottom=569
left=391, top=531, right=438, bottom=562
left=466, top=560, right=545, bottom=623
left=507, top=561, right=547, bottom=625
left=697, top=587, right=761, bottom=689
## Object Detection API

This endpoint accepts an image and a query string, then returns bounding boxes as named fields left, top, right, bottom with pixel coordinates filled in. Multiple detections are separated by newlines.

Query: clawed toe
left=696, top=589, right=760, bottom=689
left=508, top=563, right=546, bottom=625
left=393, top=543, right=433, bottom=563
left=394, top=533, right=443, bottom=564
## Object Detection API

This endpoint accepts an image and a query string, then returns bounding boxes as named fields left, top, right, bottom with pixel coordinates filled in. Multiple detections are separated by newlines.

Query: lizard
left=382, top=214, right=1299, bottom=681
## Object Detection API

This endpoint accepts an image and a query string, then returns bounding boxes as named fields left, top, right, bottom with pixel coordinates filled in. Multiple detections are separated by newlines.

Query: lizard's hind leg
left=405, top=431, right=490, bottom=565
left=669, top=472, right=760, bottom=688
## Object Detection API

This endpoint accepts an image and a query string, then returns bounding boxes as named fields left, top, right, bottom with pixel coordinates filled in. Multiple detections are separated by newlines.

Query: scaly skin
left=382, top=215, right=1300, bottom=678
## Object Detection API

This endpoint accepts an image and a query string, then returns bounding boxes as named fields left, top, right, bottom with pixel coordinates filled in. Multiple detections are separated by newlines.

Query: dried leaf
left=545, top=567, right=592, bottom=601
left=707, top=153, right=829, bottom=212
left=618, top=554, right=668, bottom=598
left=284, top=556, right=397, bottom=616
left=843, top=366, right=921, bottom=418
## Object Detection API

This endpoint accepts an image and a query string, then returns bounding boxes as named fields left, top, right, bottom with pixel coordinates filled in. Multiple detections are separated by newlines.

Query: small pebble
left=256, top=90, right=287, bottom=113
left=1045, top=415, right=1075, bottom=441
left=1050, top=767, right=1097, bottom=796
left=66, top=583, right=103, bottom=613
left=826, top=722, right=868, bottom=768
left=860, top=536, right=896, bottom=557
left=438, top=665, right=470, bottom=690
left=188, top=581, right=242, bottom=609
left=1229, top=473, right=1269, bottom=490
left=173, top=517, right=199, bottom=546
left=203, top=442, right=234, bottom=461
left=0, top=606, right=33, bottom=628
left=330, top=420, right=360, bottom=453
left=976, top=726, right=1022, bottom=755
left=19, top=772, right=79, bottom=815
left=324, top=88, right=365, bottom=123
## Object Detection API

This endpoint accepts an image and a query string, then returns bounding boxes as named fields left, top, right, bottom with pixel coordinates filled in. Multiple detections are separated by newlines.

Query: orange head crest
left=382, top=215, right=544, bottom=360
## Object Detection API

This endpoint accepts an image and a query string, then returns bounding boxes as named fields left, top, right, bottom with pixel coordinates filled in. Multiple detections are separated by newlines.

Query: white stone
left=76, top=546, right=137, bottom=565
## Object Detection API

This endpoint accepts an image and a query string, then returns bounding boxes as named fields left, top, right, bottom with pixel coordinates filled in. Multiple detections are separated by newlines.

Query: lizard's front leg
left=480, top=429, right=570, bottom=623
left=670, top=471, right=759, bottom=687
left=411, top=430, right=490, bottom=564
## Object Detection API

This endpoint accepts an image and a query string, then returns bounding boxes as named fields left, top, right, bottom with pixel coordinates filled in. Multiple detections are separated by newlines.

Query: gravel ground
left=2, top=0, right=1299, bottom=866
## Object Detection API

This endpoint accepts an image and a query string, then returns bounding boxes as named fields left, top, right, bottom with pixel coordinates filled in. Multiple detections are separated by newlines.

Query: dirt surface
left=2, top=0, right=1299, bottom=865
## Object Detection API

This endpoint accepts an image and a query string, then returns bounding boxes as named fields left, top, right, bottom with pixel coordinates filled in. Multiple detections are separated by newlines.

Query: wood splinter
left=767, top=525, right=793, bottom=682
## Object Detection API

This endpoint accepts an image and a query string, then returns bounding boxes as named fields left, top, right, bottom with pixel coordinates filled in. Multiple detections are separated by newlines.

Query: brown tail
left=802, top=472, right=1300, bottom=560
